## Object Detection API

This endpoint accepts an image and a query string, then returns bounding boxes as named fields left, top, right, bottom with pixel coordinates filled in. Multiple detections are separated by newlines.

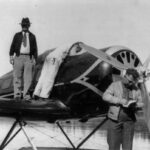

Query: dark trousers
left=107, top=119, right=135, bottom=150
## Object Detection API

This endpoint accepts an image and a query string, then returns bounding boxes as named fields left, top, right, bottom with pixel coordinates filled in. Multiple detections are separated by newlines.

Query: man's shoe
left=32, top=95, right=40, bottom=100
left=23, top=95, right=32, bottom=102
left=14, top=97, right=21, bottom=102
left=39, top=98, right=49, bottom=101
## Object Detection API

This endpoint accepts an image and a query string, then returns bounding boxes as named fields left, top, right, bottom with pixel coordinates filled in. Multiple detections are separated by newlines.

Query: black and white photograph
left=0, top=0, right=150, bottom=150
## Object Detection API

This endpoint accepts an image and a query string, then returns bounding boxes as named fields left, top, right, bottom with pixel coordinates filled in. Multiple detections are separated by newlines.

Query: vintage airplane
left=0, top=42, right=149, bottom=150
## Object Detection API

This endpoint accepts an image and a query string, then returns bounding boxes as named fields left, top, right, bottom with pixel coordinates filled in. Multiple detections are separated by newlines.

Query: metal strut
left=0, top=118, right=37, bottom=150
left=0, top=117, right=108, bottom=150
left=0, top=119, right=19, bottom=150
left=20, top=122, right=38, bottom=150
left=56, top=117, right=108, bottom=150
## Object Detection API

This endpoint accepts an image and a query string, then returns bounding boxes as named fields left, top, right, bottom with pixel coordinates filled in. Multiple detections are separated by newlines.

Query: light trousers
left=13, top=55, right=35, bottom=98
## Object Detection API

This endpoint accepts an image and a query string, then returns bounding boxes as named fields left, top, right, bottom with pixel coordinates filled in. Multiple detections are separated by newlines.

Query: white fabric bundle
left=33, top=43, right=72, bottom=98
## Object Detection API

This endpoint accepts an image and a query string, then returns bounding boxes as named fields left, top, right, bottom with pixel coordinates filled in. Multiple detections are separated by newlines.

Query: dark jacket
left=9, top=31, right=38, bottom=60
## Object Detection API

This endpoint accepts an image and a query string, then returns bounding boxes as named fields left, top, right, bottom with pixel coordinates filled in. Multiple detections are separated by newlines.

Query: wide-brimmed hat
left=20, top=18, right=31, bottom=26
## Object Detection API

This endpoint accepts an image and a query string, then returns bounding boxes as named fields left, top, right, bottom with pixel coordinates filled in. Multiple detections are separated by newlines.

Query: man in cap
left=103, top=68, right=144, bottom=150
left=9, top=17, right=38, bottom=101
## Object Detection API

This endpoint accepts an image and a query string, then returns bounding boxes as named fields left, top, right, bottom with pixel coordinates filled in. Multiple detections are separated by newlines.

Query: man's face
left=125, top=74, right=137, bottom=88
left=21, top=25, right=29, bottom=32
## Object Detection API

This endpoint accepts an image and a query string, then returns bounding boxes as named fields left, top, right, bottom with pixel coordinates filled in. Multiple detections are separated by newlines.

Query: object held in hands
left=123, top=100, right=136, bottom=108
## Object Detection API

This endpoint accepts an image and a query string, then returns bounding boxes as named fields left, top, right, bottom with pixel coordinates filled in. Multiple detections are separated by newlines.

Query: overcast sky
left=1, top=0, right=150, bottom=90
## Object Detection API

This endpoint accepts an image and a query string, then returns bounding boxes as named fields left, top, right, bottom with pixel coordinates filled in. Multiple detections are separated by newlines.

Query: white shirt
left=20, top=32, right=30, bottom=54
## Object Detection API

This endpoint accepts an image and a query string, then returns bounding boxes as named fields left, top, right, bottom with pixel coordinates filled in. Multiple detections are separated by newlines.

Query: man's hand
left=32, top=58, right=36, bottom=65
left=136, top=102, right=144, bottom=108
left=10, top=56, right=14, bottom=65
left=119, top=98, right=128, bottom=106
left=31, top=56, right=36, bottom=65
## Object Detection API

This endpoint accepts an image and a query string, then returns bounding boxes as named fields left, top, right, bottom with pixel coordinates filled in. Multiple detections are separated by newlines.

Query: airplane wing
left=80, top=43, right=129, bottom=70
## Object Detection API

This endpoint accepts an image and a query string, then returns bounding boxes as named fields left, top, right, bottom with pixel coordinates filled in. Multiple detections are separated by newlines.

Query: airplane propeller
left=136, top=54, right=150, bottom=82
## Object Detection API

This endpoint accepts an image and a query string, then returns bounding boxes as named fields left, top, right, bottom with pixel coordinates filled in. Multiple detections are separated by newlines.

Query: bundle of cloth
left=33, top=42, right=84, bottom=99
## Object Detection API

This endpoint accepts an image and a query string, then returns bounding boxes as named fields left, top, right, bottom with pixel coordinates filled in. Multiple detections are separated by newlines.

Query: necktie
left=22, top=32, right=27, bottom=47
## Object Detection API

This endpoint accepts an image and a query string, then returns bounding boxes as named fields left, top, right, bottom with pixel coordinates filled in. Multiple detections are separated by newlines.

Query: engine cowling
left=98, top=46, right=142, bottom=81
